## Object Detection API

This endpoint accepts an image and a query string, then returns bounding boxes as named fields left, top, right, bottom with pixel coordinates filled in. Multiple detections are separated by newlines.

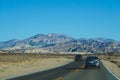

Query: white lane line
left=103, top=63, right=120, bottom=80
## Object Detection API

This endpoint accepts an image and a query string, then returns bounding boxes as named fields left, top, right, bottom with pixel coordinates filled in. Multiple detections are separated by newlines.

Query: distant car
left=85, top=56, right=100, bottom=69
left=74, top=54, right=82, bottom=61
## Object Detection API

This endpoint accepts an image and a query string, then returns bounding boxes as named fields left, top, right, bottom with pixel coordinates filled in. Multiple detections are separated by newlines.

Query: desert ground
left=100, top=54, right=120, bottom=78
left=0, top=53, right=73, bottom=79
left=0, top=53, right=120, bottom=79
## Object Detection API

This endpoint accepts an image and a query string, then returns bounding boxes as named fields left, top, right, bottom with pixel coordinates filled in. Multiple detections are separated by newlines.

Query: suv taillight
left=95, top=60, right=99, bottom=62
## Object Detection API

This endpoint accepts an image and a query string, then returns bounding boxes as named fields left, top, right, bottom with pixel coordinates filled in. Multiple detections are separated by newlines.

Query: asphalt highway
left=7, top=60, right=119, bottom=80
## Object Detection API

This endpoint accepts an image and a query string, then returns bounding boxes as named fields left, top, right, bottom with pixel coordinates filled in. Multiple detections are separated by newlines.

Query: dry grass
left=0, top=53, right=73, bottom=79
left=0, top=53, right=49, bottom=63
left=99, top=54, right=120, bottom=68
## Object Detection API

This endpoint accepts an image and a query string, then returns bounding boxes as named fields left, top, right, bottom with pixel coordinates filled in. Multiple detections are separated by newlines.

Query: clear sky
left=0, top=0, right=120, bottom=41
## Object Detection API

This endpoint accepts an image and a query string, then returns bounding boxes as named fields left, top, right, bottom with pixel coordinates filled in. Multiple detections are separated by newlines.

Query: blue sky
left=0, top=0, right=120, bottom=41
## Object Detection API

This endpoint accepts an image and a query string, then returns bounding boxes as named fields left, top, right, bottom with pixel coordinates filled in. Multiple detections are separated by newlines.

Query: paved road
left=7, top=60, right=119, bottom=80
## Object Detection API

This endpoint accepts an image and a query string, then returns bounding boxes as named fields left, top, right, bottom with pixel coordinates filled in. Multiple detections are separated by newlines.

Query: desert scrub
left=117, top=62, right=120, bottom=68
left=99, top=54, right=120, bottom=68
left=110, top=60, right=117, bottom=64
left=0, top=53, right=45, bottom=63
left=0, top=69, right=4, bottom=73
left=0, top=67, right=7, bottom=73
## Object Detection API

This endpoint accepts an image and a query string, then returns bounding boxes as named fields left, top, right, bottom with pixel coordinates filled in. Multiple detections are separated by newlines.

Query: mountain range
left=0, top=33, right=120, bottom=54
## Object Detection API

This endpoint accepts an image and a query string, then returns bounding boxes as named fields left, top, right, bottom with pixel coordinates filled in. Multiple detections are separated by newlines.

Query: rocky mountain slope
left=0, top=33, right=120, bottom=53
left=47, top=38, right=120, bottom=53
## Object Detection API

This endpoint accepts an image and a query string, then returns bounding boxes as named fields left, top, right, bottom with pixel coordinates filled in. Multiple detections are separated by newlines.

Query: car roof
left=86, top=56, right=99, bottom=59
left=75, top=54, right=82, bottom=56
left=87, top=56, right=98, bottom=57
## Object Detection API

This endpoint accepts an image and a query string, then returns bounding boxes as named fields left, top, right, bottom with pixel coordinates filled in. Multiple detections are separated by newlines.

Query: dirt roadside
left=0, top=58, right=73, bottom=79
left=102, top=60, right=120, bottom=78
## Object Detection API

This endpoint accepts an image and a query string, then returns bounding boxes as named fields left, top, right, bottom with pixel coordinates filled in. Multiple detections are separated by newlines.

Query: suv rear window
left=87, top=57, right=98, bottom=60
left=75, top=55, right=82, bottom=58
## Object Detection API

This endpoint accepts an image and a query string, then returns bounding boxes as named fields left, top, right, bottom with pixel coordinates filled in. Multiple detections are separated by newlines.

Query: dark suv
left=85, top=56, right=100, bottom=69
left=74, top=54, right=82, bottom=61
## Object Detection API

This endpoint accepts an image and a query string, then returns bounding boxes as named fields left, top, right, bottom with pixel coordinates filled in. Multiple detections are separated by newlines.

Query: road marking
left=55, top=76, right=63, bottom=80
left=80, top=65, right=85, bottom=68
left=72, top=69, right=80, bottom=72
left=103, top=63, right=120, bottom=80
left=70, top=65, right=82, bottom=73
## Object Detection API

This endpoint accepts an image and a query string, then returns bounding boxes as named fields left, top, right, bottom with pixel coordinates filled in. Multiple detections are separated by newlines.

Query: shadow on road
left=62, top=61, right=85, bottom=70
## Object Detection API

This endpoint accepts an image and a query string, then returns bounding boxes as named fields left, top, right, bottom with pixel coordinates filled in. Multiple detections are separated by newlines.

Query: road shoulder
left=102, top=60, right=120, bottom=79
left=0, top=58, right=73, bottom=80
